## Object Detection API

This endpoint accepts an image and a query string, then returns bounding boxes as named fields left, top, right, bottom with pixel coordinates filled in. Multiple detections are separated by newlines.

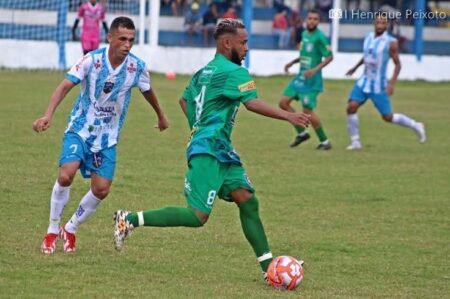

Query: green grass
left=0, top=70, right=449, bottom=298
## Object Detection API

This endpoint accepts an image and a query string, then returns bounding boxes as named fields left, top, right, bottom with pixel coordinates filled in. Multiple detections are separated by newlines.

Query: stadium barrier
left=1, top=40, right=450, bottom=81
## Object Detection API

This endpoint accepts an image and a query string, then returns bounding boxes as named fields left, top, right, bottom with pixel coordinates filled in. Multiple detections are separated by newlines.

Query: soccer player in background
left=114, top=19, right=309, bottom=282
left=345, top=15, right=426, bottom=150
left=279, top=9, right=333, bottom=150
left=72, top=0, right=108, bottom=55
left=34, top=17, right=169, bottom=254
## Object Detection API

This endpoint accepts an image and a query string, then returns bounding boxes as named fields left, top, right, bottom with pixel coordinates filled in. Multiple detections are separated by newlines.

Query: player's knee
left=194, top=210, right=208, bottom=225
left=91, top=185, right=110, bottom=200
left=382, top=114, right=393, bottom=122
left=244, top=195, right=259, bottom=212
left=231, top=188, right=253, bottom=205
left=57, top=173, right=74, bottom=187
left=347, top=104, right=358, bottom=114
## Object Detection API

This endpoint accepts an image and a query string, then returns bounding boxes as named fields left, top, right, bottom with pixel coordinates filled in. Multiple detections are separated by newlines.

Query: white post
left=139, top=0, right=146, bottom=45
left=331, top=0, right=341, bottom=54
left=149, top=0, right=160, bottom=48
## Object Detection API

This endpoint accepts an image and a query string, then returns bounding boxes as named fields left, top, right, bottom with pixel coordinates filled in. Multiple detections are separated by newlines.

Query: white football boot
left=415, top=122, right=426, bottom=144
left=113, top=210, right=134, bottom=251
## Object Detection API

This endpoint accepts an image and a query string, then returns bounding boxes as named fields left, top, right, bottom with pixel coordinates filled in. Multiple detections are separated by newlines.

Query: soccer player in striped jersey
left=72, top=0, right=108, bottom=55
left=345, top=15, right=426, bottom=150
left=113, top=19, right=309, bottom=282
left=34, top=17, right=169, bottom=254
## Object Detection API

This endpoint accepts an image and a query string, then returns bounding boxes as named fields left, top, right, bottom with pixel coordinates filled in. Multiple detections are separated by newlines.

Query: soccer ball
left=267, top=256, right=304, bottom=290
left=165, top=70, right=176, bottom=80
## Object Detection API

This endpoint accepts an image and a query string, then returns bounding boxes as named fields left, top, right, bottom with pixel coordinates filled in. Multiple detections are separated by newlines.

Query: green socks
left=315, top=126, right=328, bottom=142
left=294, top=125, right=305, bottom=135
left=127, top=206, right=203, bottom=227
left=125, top=196, right=272, bottom=272
left=238, top=195, right=272, bottom=272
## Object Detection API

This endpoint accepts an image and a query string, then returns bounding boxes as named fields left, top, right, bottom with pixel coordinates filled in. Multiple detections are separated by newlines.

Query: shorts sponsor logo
left=244, top=174, right=253, bottom=188
left=184, top=178, right=192, bottom=192
left=238, top=80, right=256, bottom=92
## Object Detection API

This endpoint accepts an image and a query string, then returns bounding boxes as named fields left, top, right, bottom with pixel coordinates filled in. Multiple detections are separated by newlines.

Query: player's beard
left=307, top=24, right=317, bottom=32
left=231, top=48, right=243, bottom=66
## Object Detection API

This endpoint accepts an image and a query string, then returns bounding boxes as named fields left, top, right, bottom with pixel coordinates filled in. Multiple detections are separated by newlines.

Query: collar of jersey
left=104, top=46, right=128, bottom=74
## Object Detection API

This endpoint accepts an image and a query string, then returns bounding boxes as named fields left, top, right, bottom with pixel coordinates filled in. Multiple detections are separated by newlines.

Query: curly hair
left=213, top=19, right=245, bottom=40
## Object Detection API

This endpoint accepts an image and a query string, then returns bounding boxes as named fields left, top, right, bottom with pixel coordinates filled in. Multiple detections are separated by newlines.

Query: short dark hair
left=308, top=9, right=321, bottom=18
left=213, top=19, right=245, bottom=40
left=110, top=16, right=135, bottom=32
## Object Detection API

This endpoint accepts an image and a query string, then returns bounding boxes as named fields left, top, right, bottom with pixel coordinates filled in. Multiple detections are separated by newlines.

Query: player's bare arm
left=304, top=55, right=333, bottom=78
left=141, top=88, right=169, bottom=131
left=179, top=97, right=188, bottom=117
left=284, top=57, right=300, bottom=73
left=33, top=79, right=75, bottom=133
left=387, top=41, right=401, bottom=96
left=244, top=99, right=310, bottom=128
left=346, top=57, right=364, bottom=76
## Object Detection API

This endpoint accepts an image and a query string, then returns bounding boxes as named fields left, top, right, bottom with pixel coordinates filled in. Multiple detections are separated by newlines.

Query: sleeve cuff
left=66, top=73, right=81, bottom=85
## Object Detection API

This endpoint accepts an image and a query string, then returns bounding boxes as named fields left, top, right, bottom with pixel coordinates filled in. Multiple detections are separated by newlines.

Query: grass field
left=0, top=70, right=449, bottom=298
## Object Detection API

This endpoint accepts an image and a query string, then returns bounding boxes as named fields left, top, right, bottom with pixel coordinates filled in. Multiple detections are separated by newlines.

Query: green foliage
left=0, top=71, right=449, bottom=298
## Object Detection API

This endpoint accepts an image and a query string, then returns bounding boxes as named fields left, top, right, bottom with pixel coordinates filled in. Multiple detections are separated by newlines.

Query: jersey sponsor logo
left=93, top=101, right=117, bottom=118
left=199, top=66, right=217, bottom=84
left=306, top=43, right=314, bottom=52
left=238, top=80, right=256, bottom=92
left=75, top=55, right=89, bottom=71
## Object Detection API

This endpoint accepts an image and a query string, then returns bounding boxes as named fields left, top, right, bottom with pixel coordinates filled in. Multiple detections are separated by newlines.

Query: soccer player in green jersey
left=279, top=9, right=333, bottom=150
left=113, top=19, right=310, bottom=282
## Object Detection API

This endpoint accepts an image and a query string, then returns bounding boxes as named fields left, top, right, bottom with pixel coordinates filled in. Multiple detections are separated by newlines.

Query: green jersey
left=182, top=54, right=257, bottom=165
left=292, top=28, right=332, bottom=93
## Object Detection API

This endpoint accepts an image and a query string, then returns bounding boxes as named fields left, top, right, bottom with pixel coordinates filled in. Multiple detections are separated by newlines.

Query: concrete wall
left=1, top=39, right=449, bottom=82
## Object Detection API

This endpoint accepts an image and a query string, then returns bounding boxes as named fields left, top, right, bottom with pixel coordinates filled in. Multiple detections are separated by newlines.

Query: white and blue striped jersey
left=357, top=31, right=396, bottom=94
left=65, top=46, right=150, bottom=152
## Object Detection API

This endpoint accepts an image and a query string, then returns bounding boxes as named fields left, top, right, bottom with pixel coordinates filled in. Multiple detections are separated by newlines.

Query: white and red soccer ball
left=165, top=70, right=176, bottom=80
left=267, top=256, right=304, bottom=290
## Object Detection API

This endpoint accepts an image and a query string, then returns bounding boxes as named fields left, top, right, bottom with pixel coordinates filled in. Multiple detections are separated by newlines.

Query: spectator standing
left=272, top=8, right=292, bottom=49
left=222, top=6, right=238, bottom=19
left=184, top=2, right=202, bottom=45
left=315, top=0, right=333, bottom=21
left=202, top=3, right=219, bottom=46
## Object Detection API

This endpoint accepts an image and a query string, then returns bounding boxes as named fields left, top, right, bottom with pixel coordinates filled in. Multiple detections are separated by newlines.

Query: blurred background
left=0, top=0, right=449, bottom=80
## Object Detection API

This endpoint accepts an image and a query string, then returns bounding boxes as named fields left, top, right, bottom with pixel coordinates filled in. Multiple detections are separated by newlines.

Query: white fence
left=1, top=39, right=450, bottom=81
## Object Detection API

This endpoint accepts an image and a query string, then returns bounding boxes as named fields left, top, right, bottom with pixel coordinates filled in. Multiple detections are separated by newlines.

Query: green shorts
left=283, top=85, right=319, bottom=110
left=184, top=154, right=255, bottom=214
